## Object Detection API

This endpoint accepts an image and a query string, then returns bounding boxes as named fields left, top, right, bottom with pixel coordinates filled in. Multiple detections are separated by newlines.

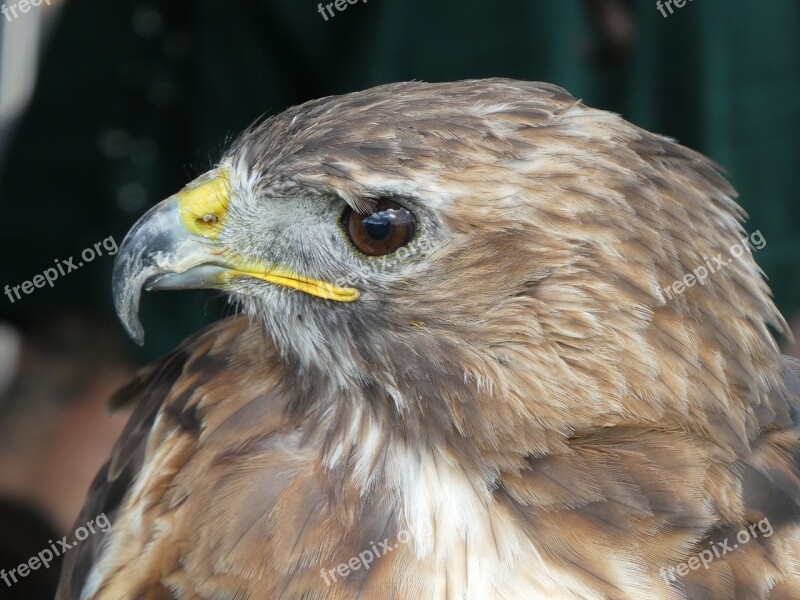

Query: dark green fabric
left=2, top=0, right=798, bottom=358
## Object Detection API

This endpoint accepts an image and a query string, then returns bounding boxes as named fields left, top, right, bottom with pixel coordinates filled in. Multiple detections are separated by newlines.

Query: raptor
left=58, top=79, right=800, bottom=599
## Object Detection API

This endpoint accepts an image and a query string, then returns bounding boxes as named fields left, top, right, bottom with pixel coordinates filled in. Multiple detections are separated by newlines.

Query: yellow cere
left=176, top=169, right=231, bottom=239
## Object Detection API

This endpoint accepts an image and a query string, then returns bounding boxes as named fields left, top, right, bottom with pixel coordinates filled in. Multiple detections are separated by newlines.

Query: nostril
left=195, top=213, right=220, bottom=231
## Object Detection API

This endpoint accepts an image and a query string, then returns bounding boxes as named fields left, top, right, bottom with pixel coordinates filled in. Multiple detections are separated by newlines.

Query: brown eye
left=343, top=199, right=416, bottom=256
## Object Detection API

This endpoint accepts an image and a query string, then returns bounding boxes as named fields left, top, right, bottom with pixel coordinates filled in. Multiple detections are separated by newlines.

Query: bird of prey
left=57, top=79, right=800, bottom=600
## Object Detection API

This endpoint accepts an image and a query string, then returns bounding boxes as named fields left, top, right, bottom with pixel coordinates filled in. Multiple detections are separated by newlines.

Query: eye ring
left=342, top=199, right=416, bottom=256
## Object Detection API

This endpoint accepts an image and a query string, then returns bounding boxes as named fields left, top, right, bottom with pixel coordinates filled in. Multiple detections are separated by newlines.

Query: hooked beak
left=112, top=168, right=359, bottom=345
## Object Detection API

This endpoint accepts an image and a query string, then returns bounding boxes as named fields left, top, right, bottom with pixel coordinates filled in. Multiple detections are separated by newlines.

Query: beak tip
left=125, top=320, right=146, bottom=346
left=114, top=292, right=146, bottom=346
left=113, top=260, right=147, bottom=347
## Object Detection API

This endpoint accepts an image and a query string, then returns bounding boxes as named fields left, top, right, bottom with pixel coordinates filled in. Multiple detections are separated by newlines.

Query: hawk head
left=114, top=78, right=787, bottom=465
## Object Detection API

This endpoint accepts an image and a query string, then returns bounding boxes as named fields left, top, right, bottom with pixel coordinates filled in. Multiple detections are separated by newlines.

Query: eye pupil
left=343, top=199, right=416, bottom=256
left=363, top=213, right=392, bottom=240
